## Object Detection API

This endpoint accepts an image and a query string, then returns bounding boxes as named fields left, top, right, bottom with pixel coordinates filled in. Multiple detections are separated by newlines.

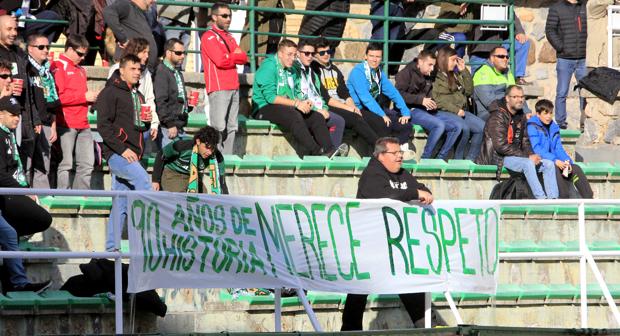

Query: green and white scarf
left=28, top=56, right=59, bottom=103
left=162, top=60, right=188, bottom=115
left=0, top=125, right=27, bottom=187
left=275, top=56, right=295, bottom=99
left=363, top=61, right=381, bottom=99
left=131, top=87, right=145, bottom=129
left=187, top=148, right=221, bottom=195
left=297, top=61, right=324, bottom=110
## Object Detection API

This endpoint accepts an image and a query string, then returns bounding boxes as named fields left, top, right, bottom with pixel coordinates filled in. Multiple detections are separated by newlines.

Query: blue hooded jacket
left=526, top=115, right=572, bottom=163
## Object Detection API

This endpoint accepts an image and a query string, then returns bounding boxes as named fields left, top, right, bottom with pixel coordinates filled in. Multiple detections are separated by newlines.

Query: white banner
left=127, top=193, right=500, bottom=294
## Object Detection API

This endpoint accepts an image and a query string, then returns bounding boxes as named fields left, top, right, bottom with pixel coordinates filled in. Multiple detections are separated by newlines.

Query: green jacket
left=432, top=68, right=474, bottom=114
left=252, top=54, right=299, bottom=113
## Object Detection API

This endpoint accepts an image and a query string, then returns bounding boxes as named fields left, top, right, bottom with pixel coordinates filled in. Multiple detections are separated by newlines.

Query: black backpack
left=577, top=67, right=620, bottom=104
left=489, top=172, right=534, bottom=200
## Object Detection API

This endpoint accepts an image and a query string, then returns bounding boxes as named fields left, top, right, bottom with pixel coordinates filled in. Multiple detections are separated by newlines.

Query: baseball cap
left=0, top=96, right=21, bottom=116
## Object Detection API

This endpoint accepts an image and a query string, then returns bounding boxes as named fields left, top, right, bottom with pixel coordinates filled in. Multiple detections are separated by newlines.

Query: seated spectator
left=473, top=46, right=530, bottom=122
left=152, top=126, right=228, bottom=194
left=26, top=34, right=60, bottom=189
left=432, top=46, right=484, bottom=160
left=435, top=2, right=473, bottom=58
left=346, top=43, right=414, bottom=159
left=468, top=5, right=530, bottom=84
left=252, top=39, right=338, bottom=157
left=294, top=39, right=348, bottom=156
left=0, top=96, right=52, bottom=293
left=155, top=38, right=191, bottom=148
left=476, top=85, right=558, bottom=199
left=108, top=37, right=159, bottom=155
left=0, top=0, right=63, bottom=43
left=51, top=35, right=98, bottom=190
left=395, top=50, right=462, bottom=160
left=311, top=38, right=378, bottom=154
left=527, top=99, right=593, bottom=199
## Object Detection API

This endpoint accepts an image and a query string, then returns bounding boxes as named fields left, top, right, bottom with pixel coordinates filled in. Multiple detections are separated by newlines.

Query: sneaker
left=402, top=149, right=416, bottom=161
left=515, top=77, right=531, bottom=85
left=13, top=280, right=52, bottom=294
left=329, top=143, right=350, bottom=159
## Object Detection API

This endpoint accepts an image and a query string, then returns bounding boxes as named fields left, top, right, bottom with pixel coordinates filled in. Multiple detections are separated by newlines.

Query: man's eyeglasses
left=216, top=13, right=231, bottom=19
left=493, top=54, right=509, bottom=59
left=0, top=74, right=11, bottom=79
left=384, top=150, right=404, bottom=156
left=75, top=50, right=87, bottom=58
left=171, top=50, right=187, bottom=56
left=315, top=49, right=334, bottom=56
left=508, top=95, right=524, bottom=99
left=299, top=51, right=313, bottom=57
left=30, top=44, right=50, bottom=50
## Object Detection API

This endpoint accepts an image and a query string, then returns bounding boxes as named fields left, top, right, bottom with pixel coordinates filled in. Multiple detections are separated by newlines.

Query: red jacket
left=51, top=54, right=90, bottom=129
left=201, top=26, right=248, bottom=94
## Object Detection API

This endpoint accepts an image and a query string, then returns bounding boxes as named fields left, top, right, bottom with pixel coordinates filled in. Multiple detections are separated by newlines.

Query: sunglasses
left=315, top=49, right=334, bottom=56
left=299, top=51, right=314, bottom=57
left=31, top=44, right=50, bottom=50
left=0, top=74, right=11, bottom=79
left=171, top=50, right=187, bottom=56
left=75, top=50, right=86, bottom=58
left=216, top=13, right=231, bottom=19
left=493, top=54, right=509, bottom=59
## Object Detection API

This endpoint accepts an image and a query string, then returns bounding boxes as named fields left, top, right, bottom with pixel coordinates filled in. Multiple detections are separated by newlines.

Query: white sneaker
left=402, top=150, right=416, bottom=161
left=329, top=143, right=350, bottom=159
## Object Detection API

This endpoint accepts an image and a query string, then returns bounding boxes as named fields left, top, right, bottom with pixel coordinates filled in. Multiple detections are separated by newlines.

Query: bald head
left=0, top=15, right=17, bottom=48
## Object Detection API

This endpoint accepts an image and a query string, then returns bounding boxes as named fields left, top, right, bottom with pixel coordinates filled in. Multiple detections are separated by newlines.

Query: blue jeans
left=503, top=156, right=559, bottom=199
left=160, top=127, right=186, bottom=148
left=447, top=111, right=485, bottom=160
left=555, top=58, right=587, bottom=128
left=106, top=153, right=152, bottom=250
left=411, top=109, right=462, bottom=159
left=469, top=39, right=529, bottom=77
left=0, top=212, right=28, bottom=287
left=326, top=112, right=345, bottom=147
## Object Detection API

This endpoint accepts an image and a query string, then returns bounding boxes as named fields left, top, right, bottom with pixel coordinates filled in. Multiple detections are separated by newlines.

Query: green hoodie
left=252, top=54, right=299, bottom=113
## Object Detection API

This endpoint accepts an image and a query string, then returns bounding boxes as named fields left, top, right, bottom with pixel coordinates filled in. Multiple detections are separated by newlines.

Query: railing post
left=274, top=288, right=282, bottom=331
left=249, top=0, right=256, bottom=72
left=382, top=0, right=389, bottom=75
left=424, top=292, right=432, bottom=328
left=508, top=1, right=516, bottom=76
left=578, top=201, right=587, bottom=328
left=113, top=194, right=124, bottom=334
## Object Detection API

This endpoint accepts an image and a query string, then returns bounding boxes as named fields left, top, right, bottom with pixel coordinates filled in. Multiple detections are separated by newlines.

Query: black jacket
left=545, top=0, right=587, bottom=59
left=154, top=62, right=188, bottom=129
left=475, top=98, right=533, bottom=171
left=96, top=70, right=150, bottom=160
left=311, top=60, right=351, bottom=103
left=394, top=59, right=433, bottom=109
left=0, top=127, right=26, bottom=189
left=27, top=60, right=61, bottom=126
left=357, top=157, right=430, bottom=201
left=0, top=44, right=40, bottom=141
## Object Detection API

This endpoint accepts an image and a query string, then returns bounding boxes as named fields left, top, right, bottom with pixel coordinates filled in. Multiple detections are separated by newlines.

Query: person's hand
left=422, top=97, right=437, bottom=110
left=28, top=195, right=39, bottom=203
left=555, top=159, right=567, bottom=170
left=515, top=33, right=527, bottom=44
left=118, top=41, right=128, bottom=49
left=529, top=154, right=541, bottom=165
left=167, top=126, right=178, bottom=139
left=0, top=83, right=11, bottom=98
left=49, top=125, right=57, bottom=143
left=150, top=127, right=158, bottom=141
left=459, top=3, right=468, bottom=15
left=10, top=81, right=22, bottom=96
left=122, top=148, right=139, bottom=163
left=85, top=91, right=99, bottom=103
left=457, top=109, right=465, bottom=117
left=418, top=189, right=434, bottom=205
left=399, top=116, right=410, bottom=124
left=318, top=109, right=329, bottom=119
left=382, top=115, right=391, bottom=126
left=455, top=57, right=466, bottom=71
left=152, top=182, right=160, bottom=191
left=34, top=125, right=42, bottom=134
left=565, top=161, right=572, bottom=172
left=296, top=100, right=312, bottom=114
left=526, top=112, right=532, bottom=120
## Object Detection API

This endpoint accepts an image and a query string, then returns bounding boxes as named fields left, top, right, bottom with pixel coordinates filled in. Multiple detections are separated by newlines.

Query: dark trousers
left=257, top=104, right=333, bottom=156
left=330, top=107, right=378, bottom=147
left=341, top=292, right=425, bottom=331
left=361, top=108, right=412, bottom=145
left=0, top=195, right=52, bottom=237
left=557, top=164, right=593, bottom=199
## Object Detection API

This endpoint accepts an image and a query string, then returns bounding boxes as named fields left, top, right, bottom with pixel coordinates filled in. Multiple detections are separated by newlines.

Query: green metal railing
left=22, top=0, right=516, bottom=73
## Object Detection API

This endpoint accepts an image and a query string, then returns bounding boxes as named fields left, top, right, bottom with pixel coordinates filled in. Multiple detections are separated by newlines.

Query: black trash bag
left=576, top=67, right=620, bottom=104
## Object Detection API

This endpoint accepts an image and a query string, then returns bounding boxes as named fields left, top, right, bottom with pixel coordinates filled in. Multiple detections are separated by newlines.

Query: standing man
left=51, top=35, right=97, bottom=190
left=201, top=2, right=248, bottom=154
left=26, top=34, right=60, bottom=188
left=476, top=85, right=558, bottom=199
left=103, top=0, right=158, bottom=71
left=155, top=38, right=191, bottom=148
left=96, top=54, right=152, bottom=251
left=545, top=0, right=588, bottom=129
left=342, top=136, right=433, bottom=331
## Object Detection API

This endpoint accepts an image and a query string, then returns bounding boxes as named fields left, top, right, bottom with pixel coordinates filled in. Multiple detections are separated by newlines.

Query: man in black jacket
left=26, top=33, right=60, bottom=188
left=341, top=136, right=433, bottom=331
left=545, top=0, right=588, bottom=129
left=395, top=50, right=462, bottom=160
left=96, top=54, right=152, bottom=251
left=0, top=96, right=51, bottom=294
left=155, top=38, right=191, bottom=148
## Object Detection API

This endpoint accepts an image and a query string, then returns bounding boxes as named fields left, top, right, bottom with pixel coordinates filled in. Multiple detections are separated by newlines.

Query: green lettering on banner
left=484, top=208, right=499, bottom=275
left=421, top=208, right=442, bottom=275
left=172, top=204, right=186, bottom=231
left=327, top=204, right=353, bottom=280
left=454, top=208, right=476, bottom=275
left=312, top=204, right=337, bottom=281
left=241, top=207, right=256, bottom=236
left=201, top=204, right=217, bottom=234
left=249, top=241, right=267, bottom=275
left=213, top=205, right=227, bottom=235
left=274, top=204, right=300, bottom=277
left=198, top=235, right=214, bottom=272
left=185, top=196, right=201, bottom=232
left=382, top=206, right=408, bottom=275
left=231, top=206, right=244, bottom=235
left=293, top=203, right=318, bottom=280
left=180, top=234, right=198, bottom=271
left=131, top=200, right=166, bottom=272
left=345, top=202, right=370, bottom=280
left=438, top=208, right=456, bottom=273
left=255, top=202, right=298, bottom=278
left=471, top=208, right=486, bottom=275
left=403, top=207, right=429, bottom=275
